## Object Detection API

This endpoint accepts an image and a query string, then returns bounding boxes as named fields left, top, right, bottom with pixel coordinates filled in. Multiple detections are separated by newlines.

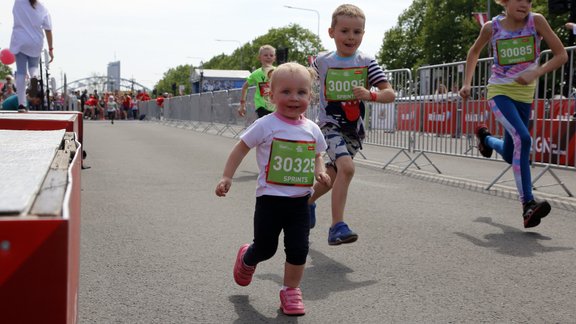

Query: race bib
left=266, top=138, right=316, bottom=186
left=325, top=67, right=368, bottom=101
left=258, top=81, right=271, bottom=97
left=496, top=35, right=536, bottom=65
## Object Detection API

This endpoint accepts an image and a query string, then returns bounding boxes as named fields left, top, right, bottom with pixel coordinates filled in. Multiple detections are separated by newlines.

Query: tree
left=377, top=0, right=570, bottom=71
left=154, top=64, right=192, bottom=96
left=0, top=64, right=13, bottom=80
left=203, top=24, right=324, bottom=70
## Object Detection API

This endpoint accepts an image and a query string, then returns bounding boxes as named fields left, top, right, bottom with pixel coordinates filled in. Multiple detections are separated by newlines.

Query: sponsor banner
left=370, top=103, right=395, bottom=131
left=461, top=100, right=497, bottom=135
left=532, top=99, right=546, bottom=119
left=396, top=102, right=420, bottom=131
left=422, top=102, right=457, bottom=135
left=530, top=119, right=576, bottom=167
left=549, top=99, right=575, bottom=120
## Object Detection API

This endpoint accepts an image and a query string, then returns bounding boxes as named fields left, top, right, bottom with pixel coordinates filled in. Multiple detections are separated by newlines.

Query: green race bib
left=496, top=35, right=535, bottom=66
left=266, top=138, right=316, bottom=186
left=325, top=67, right=368, bottom=101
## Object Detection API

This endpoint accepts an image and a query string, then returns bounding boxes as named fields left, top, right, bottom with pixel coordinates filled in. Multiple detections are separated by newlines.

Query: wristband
left=240, top=99, right=246, bottom=103
left=49, top=48, right=54, bottom=51
left=370, top=91, right=377, bottom=102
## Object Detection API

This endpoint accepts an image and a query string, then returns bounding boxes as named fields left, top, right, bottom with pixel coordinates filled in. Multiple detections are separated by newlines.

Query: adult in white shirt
left=9, top=0, right=53, bottom=111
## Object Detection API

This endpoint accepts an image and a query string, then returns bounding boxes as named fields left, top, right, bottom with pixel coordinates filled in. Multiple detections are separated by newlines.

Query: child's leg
left=308, top=165, right=335, bottom=204
left=282, top=195, right=309, bottom=287
left=243, top=196, right=283, bottom=266
left=283, top=263, right=305, bottom=288
left=488, top=96, right=533, bottom=203
left=331, top=156, right=355, bottom=226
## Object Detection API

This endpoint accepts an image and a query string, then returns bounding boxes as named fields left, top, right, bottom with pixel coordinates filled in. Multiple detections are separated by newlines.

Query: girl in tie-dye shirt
left=459, top=0, right=567, bottom=229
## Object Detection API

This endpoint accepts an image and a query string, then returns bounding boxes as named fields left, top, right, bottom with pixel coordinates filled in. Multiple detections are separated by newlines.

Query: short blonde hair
left=331, top=4, right=365, bottom=28
left=259, top=44, right=276, bottom=55
left=269, top=62, right=316, bottom=90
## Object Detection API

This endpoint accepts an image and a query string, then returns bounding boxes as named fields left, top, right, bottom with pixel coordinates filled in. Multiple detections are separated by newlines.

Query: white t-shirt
left=10, top=0, right=52, bottom=57
left=240, top=112, right=327, bottom=198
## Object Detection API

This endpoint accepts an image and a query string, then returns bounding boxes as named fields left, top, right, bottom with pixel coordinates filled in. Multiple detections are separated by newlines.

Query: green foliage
left=154, top=64, right=192, bottom=96
left=0, top=64, right=13, bottom=79
left=378, top=0, right=573, bottom=71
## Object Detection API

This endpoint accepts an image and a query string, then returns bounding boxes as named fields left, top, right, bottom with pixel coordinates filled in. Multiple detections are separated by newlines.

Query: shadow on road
left=455, top=217, right=574, bottom=257
left=229, top=295, right=299, bottom=323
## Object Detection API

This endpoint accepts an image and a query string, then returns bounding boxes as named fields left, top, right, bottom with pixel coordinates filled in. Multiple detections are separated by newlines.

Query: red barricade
left=396, top=102, right=420, bottom=131
left=422, top=101, right=457, bottom=135
left=549, top=99, right=575, bottom=120
left=530, top=119, right=576, bottom=167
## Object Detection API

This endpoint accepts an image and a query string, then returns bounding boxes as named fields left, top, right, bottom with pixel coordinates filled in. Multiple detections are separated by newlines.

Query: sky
left=0, top=0, right=414, bottom=91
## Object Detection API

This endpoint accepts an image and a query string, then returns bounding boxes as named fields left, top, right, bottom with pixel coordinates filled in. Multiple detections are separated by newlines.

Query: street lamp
left=284, top=5, right=320, bottom=39
left=215, top=39, right=243, bottom=70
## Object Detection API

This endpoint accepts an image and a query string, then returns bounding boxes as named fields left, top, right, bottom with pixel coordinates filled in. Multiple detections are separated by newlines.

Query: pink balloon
left=0, top=48, right=15, bottom=65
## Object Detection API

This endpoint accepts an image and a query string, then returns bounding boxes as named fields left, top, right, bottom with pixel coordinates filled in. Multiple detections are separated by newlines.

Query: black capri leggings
left=243, top=195, right=310, bottom=266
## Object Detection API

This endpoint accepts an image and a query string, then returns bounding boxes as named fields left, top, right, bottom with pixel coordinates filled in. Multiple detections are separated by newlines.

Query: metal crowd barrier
left=138, top=49, right=576, bottom=196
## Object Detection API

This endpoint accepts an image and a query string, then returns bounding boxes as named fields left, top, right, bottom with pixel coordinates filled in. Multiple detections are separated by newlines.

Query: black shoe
left=523, top=200, right=551, bottom=228
left=29, top=77, right=39, bottom=98
left=17, top=105, right=28, bottom=113
left=475, top=125, right=493, bottom=158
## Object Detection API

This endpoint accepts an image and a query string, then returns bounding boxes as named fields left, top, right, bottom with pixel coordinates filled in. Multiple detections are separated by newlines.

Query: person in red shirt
left=84, top=95, right=98, bottom=119
left=156, top=94, right=164, bottom=107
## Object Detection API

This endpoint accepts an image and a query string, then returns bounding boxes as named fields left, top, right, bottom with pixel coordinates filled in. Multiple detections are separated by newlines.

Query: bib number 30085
left=496, top=35, right=535, bottom=66
left=266, top=138, right=316, bottom=186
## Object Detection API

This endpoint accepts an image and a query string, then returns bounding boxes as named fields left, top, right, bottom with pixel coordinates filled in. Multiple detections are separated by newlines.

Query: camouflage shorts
left=322, top=123, right=362, bottom=167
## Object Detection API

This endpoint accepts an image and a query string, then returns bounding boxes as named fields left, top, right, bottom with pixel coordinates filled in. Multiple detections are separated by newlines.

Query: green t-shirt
left=246, top=67, right=275, bottom=112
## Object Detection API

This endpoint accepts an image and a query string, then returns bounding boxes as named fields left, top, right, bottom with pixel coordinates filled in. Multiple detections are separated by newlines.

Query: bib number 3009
left=266, top=139, right=316, bottom=186
left=326, top=67, right=368, bottom=101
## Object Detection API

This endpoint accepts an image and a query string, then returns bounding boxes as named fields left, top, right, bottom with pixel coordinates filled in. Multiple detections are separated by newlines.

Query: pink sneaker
left=279, top=287, right=306, bottom=316
left=233, top=244, right=255, bottom=286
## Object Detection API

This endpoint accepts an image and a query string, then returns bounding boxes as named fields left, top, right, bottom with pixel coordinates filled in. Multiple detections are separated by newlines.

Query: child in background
left=460, top=0, right=567, bottom=228
left=216, top=62, right=330, bottom=316
left=308, top=4, right=395, bottom=245
left=107, top=95, right=118, bottom=124
left=238, top=45, right=276, bottom=118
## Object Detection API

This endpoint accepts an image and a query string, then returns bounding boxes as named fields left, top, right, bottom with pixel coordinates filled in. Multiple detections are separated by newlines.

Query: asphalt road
left=79, top=120, right=576, bottom=323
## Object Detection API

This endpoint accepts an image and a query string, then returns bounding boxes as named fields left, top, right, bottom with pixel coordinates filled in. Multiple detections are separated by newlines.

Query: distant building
left=190, top=68, right=250, bottom=93
left=107, top=61, right=121, bottom=92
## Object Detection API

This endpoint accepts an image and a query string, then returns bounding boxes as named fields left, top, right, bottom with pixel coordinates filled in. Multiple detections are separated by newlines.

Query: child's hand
left=515, top=70, right=538, bottom=85
left=352, top=86, right=370, bottom=100
left=215, top=177, right=232, bottom=197
left=238, top=104, right=246, bottom=117
left=459, top=85, right=471, bottom=101
left=315, top=172, right=331, bottom=187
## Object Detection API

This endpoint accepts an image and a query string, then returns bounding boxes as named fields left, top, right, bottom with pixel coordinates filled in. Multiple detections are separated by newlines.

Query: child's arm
left=238, top=82, right=249, bottom=117
left=353, top=81, right=395, bottom=104
left=215, top=140, right=251, bottom=197
left=460, top=22, right=492, bottom=100
left=516, top=14, right=568, bottom=85
left=314, top=153, right=331, bottom=187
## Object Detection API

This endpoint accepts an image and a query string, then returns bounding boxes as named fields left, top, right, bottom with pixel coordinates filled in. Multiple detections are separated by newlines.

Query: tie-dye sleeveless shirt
left=487, top=13, right=541, bottom=103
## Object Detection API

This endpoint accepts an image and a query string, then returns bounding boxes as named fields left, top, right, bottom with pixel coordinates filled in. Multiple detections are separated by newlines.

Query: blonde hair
left=259, top=44, right=276, bottom=55
left=494, top=0, right=531, bottom=5
left=269, top=62, right=316, bottom=90
left=331, top=4, right=365, bottom=28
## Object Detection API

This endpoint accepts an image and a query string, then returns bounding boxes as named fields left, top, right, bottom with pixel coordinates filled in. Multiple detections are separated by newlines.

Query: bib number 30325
left=266, top=138, right=316, bottom=186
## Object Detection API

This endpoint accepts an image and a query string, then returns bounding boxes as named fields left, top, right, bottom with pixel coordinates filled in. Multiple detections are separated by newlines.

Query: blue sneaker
left=328, top=222, right=358, bottom=245
left=309, top=203, right=316, bottom=229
